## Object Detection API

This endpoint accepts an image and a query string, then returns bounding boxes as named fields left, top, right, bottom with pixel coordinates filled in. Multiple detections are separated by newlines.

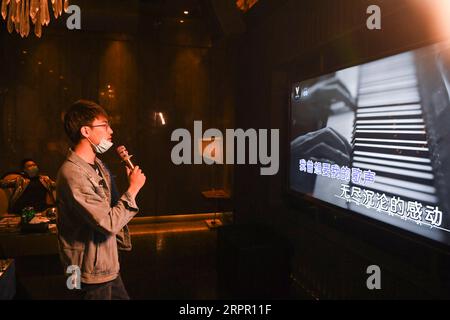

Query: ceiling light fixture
left=1, top=0, right=70, bottom=38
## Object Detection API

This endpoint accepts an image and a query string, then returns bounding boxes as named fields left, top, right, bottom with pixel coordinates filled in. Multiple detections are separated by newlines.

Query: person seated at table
left=0, top=159, right=56, bottom=214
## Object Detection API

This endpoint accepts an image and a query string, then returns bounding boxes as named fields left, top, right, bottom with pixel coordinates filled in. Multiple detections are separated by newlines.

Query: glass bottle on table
left=21, top=206, right=36, bottom=224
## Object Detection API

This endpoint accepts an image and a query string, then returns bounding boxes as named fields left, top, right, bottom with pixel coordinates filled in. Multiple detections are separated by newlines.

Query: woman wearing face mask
left=0, top=159, right=56, bottom=214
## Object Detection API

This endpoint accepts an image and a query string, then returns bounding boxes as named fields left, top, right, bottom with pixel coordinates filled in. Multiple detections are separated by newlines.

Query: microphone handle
left=124, top=158, right=135, bottom=170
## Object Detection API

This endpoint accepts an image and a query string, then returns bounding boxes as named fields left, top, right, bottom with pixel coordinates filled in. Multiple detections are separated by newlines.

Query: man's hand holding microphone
left=116, top=145, right=146, bottom=200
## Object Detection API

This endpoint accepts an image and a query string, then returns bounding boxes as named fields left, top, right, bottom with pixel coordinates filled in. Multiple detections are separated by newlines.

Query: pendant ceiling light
left=1, top=0, right=69, bottom=38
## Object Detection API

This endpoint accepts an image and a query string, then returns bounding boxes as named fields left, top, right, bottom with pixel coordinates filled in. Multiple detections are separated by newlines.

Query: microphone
left=116, top=145, right=135, bottom=170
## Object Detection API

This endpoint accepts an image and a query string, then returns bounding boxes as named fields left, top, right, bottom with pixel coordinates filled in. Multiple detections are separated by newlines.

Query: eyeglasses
left=88, top=123, right=111, bottom=130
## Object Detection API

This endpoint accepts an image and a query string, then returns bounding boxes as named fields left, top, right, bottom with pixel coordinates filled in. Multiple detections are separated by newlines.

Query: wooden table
left=0, top=215, right=58, bottom=257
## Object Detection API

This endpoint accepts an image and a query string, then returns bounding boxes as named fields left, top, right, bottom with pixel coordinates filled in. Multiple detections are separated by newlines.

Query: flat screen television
left=288, top=41, right=450, bottom=247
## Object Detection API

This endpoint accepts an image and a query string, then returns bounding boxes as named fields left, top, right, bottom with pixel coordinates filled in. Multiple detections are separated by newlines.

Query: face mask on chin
left=25, top=166, right=39, bottom=178
left=87, top=137, right=113, bottom=154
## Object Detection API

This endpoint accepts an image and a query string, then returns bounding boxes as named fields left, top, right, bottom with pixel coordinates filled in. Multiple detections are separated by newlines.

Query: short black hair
left=63, top=100, right=108, bottom=145
left=20, top=158, right=36, bottom=169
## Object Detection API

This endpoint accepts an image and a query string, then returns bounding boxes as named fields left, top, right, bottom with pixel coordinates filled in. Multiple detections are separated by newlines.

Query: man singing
left=56, top=100, right=146, bottom=299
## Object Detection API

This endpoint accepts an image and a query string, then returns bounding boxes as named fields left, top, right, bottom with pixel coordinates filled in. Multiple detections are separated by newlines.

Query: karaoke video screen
left=289, top=41, right=450, bottom=246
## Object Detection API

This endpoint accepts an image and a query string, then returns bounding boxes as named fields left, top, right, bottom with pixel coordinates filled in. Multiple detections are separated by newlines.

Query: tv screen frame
left=286, top=39, right=450, bottom=251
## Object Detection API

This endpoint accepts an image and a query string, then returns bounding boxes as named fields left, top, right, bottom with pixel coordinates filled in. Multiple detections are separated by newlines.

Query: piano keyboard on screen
left=351, top=52, right=439, bottom=205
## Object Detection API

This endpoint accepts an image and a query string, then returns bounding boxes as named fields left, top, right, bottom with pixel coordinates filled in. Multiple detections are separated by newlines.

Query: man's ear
left=80, top=126, right=90, bottom=139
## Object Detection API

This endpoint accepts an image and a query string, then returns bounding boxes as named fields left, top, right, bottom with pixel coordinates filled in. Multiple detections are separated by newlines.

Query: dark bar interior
left=1, top=0, right=450, bottom=302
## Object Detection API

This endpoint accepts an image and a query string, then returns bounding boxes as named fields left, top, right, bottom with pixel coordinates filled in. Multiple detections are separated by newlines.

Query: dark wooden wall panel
left=235, top=0, right=450, bottom=298
left=0, top=2, right=235, bottom=216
